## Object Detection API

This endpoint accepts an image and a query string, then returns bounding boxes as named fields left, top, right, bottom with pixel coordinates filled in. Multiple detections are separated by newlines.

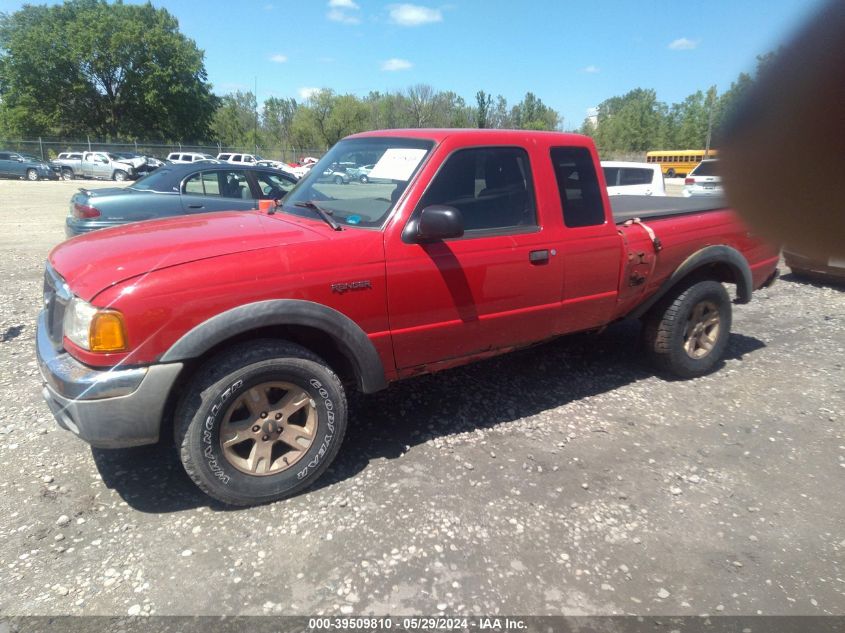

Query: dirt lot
left=0, top=179, right=843, bottom=617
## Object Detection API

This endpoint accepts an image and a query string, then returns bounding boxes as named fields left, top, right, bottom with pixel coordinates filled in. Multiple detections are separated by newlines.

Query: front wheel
left=113, top=170, right=128, bottom=181
left=666, top=168, right=676, bottom=178
left=359, top=174, right=368, bottom=184
left=333, top=175, right=344, bottom=185
left=61, top=168, right=74, bottom=181
left=26, top=168, right=39, bottom=181
left=641, top=280, right=732, bottom=378
left=175, top=340, right=347, bottom=506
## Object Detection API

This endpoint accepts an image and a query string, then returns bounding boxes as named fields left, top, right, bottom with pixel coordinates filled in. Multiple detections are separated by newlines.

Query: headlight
left=63, top=297, right=127, bottom=352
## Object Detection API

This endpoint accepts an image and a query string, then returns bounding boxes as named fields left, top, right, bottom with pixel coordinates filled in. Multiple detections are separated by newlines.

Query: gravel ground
left=0, top=179, right=843, bottom=617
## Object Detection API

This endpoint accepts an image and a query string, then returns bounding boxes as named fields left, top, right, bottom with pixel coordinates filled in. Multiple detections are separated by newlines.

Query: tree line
left=213, top=87, right=560, bottom=153
left=579, top=53, right=776, bottom=154
left=1, top=0, right=773, bottom=157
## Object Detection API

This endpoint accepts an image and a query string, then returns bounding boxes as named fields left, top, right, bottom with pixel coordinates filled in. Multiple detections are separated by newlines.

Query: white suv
left=601, top=161, right=666, bottom=196
left=166, top=152, right=217, bottom=164
left=683, top=159, right=722, bottom=197
left=217, top=153, right=259, bottom=164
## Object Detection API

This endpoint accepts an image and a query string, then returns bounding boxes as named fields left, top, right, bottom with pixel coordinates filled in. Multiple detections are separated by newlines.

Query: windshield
left=280, top=137, right=434, bottom=229
left=129, top=168, right=175, bottom=191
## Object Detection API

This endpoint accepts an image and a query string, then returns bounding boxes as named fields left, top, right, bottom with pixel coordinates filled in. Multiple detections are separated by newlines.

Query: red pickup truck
left=37, top=129, right=779, bottom=505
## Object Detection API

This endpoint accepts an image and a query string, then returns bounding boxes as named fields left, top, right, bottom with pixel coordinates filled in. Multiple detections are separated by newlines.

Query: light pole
left=704, top=90, right=715, bottom=158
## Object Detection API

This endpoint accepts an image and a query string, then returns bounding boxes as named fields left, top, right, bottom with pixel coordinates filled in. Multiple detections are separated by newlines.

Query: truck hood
left=49, top=211, right=322, bottom=301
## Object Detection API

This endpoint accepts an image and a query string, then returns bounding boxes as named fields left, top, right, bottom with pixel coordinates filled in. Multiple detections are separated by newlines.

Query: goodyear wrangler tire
left=175, top=340, right=347, bottom=506
left=642, top=280, right=732, bottom=379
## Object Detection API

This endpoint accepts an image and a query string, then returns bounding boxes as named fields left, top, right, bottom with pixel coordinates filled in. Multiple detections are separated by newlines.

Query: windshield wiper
left=294, top=200, right=342, bottom=231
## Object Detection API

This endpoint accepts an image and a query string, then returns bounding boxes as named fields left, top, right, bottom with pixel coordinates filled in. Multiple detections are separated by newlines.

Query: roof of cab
left=347, top=128, right=590, bottom=144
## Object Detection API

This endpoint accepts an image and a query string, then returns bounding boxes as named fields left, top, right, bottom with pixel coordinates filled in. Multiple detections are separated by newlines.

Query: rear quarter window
left=551, top=147, right=605, bottom=228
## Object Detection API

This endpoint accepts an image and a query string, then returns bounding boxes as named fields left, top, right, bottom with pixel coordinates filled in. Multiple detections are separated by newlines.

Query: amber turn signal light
left=89, top=311, right=127, bottom=352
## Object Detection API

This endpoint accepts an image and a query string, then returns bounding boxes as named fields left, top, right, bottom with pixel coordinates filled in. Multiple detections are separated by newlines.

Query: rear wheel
left=642, top=280, right=731, bottom=378
left=333, top=174, right=344, bottom=185
left=26, top=168, right=39, bottom=181
left=113, top=170, right=128, bottom=181
left=175, top=340, right=347, bottom=506
left=666, top=168, right=676, bottom=178
left=359, top=174, right=368, bottom=184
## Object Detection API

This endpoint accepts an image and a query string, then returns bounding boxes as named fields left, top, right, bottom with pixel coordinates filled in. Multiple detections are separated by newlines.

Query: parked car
left=165, top=152, right=217, bottom=164
left=217, top=152, right=260, bottom=165
left=346, top=163, right=374, bottom=183
left=65, top=163, right=298, bottom=237
left=783, top=248, right=845, bottom=284
left=52, top=152, right=85, bottom=180
left=37, top=129, right=779, bottom=506
left=683, top=159, right=722, bottom=197
left=255, top=159, right=303, bottom=179
left=601, top=161, right=665, bottom=196
left=0, top=150, right=58, bottom=180
left=78, top=152, right=139, bottom=181
left=111, top=152, right=163, bottom=175
left=316, top=163, right=350, bottom=184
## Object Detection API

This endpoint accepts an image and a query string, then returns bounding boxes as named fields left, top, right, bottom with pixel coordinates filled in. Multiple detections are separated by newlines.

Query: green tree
left=475, top=90, right=493, bottom=128
left=489, top=95, right=512, bottom=129
left=212, top=91, right=258, bottom=148
left=0, top=0, right=217, bottom=140
left=593, top=88, right=662, bottom=152
left=262, top=97, right=298, bottom=150
left=511, top=92, right=559, bottom=130
left=291, top=90, right=368, bottom=149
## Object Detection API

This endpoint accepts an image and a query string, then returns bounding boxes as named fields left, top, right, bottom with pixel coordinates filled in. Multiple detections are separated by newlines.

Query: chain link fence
left=0, top=137, right=326, bottom=163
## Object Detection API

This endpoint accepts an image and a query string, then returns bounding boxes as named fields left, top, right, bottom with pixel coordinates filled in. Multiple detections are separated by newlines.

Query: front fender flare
left=631, top=245, right=753, bottom=319
left=160, top=299, right=387, bottom=393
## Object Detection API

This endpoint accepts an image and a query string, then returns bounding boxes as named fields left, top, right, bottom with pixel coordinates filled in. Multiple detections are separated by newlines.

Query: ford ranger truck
left=36, top=130, right=779, bottom=506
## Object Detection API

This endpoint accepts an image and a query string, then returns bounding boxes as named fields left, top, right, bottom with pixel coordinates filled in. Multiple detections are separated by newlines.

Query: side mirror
left=406, top=205, right=464, bottom=242
left=17, top=157, right=24, bottom=162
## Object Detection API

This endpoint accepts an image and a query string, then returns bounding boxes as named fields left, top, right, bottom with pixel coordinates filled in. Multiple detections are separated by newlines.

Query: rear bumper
left=36, top=311, right=182, bottom=448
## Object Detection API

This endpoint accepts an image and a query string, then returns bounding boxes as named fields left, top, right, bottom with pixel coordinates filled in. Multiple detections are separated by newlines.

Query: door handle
left=529, top=249, right=549, bottom=264
left=188, top=204, right=204, bottom=209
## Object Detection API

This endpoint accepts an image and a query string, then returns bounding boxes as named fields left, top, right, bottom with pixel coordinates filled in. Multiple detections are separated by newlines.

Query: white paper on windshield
left=367, top=148, right=427, bottom=181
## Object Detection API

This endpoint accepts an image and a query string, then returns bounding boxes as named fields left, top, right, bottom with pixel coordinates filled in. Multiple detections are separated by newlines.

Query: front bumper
left=36, top=311, right=182, bottom=448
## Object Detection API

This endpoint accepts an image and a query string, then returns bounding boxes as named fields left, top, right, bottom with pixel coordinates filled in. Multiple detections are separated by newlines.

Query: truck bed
left=610, top=195, right=727, bottom=225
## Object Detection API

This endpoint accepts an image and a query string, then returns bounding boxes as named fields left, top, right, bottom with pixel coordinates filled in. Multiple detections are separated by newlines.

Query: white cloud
left=327, top=0, right=360, bottom=24
left=381, top=58, right=413, bottom=71
left=389, top=4, right=443, bottom=26
left=668, top=37, right=698, bottom=50
left=327, top=8, right=361, bottom=24
left=269, top=54, right=288, bottom=63
left=583, top=65, right=600, bottom=73
left=298, top=87, right=320, bottom=100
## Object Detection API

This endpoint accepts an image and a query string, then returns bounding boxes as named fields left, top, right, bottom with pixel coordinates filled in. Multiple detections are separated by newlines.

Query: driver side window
left=416, top=147, right=537, bottom=234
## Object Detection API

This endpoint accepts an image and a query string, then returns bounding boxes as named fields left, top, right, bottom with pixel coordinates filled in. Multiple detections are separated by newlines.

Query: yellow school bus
left=646, top=149, right=718, bottom=178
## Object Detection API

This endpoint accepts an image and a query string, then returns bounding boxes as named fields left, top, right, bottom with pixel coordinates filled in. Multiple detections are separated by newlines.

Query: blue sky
left=0, top=0, right=824, bottom=128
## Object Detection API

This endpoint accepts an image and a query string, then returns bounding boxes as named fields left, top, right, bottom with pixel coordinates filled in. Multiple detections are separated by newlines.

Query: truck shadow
left=91, top=320, right=765, bottom=513
left=780, top=272, right=845, bottom=291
